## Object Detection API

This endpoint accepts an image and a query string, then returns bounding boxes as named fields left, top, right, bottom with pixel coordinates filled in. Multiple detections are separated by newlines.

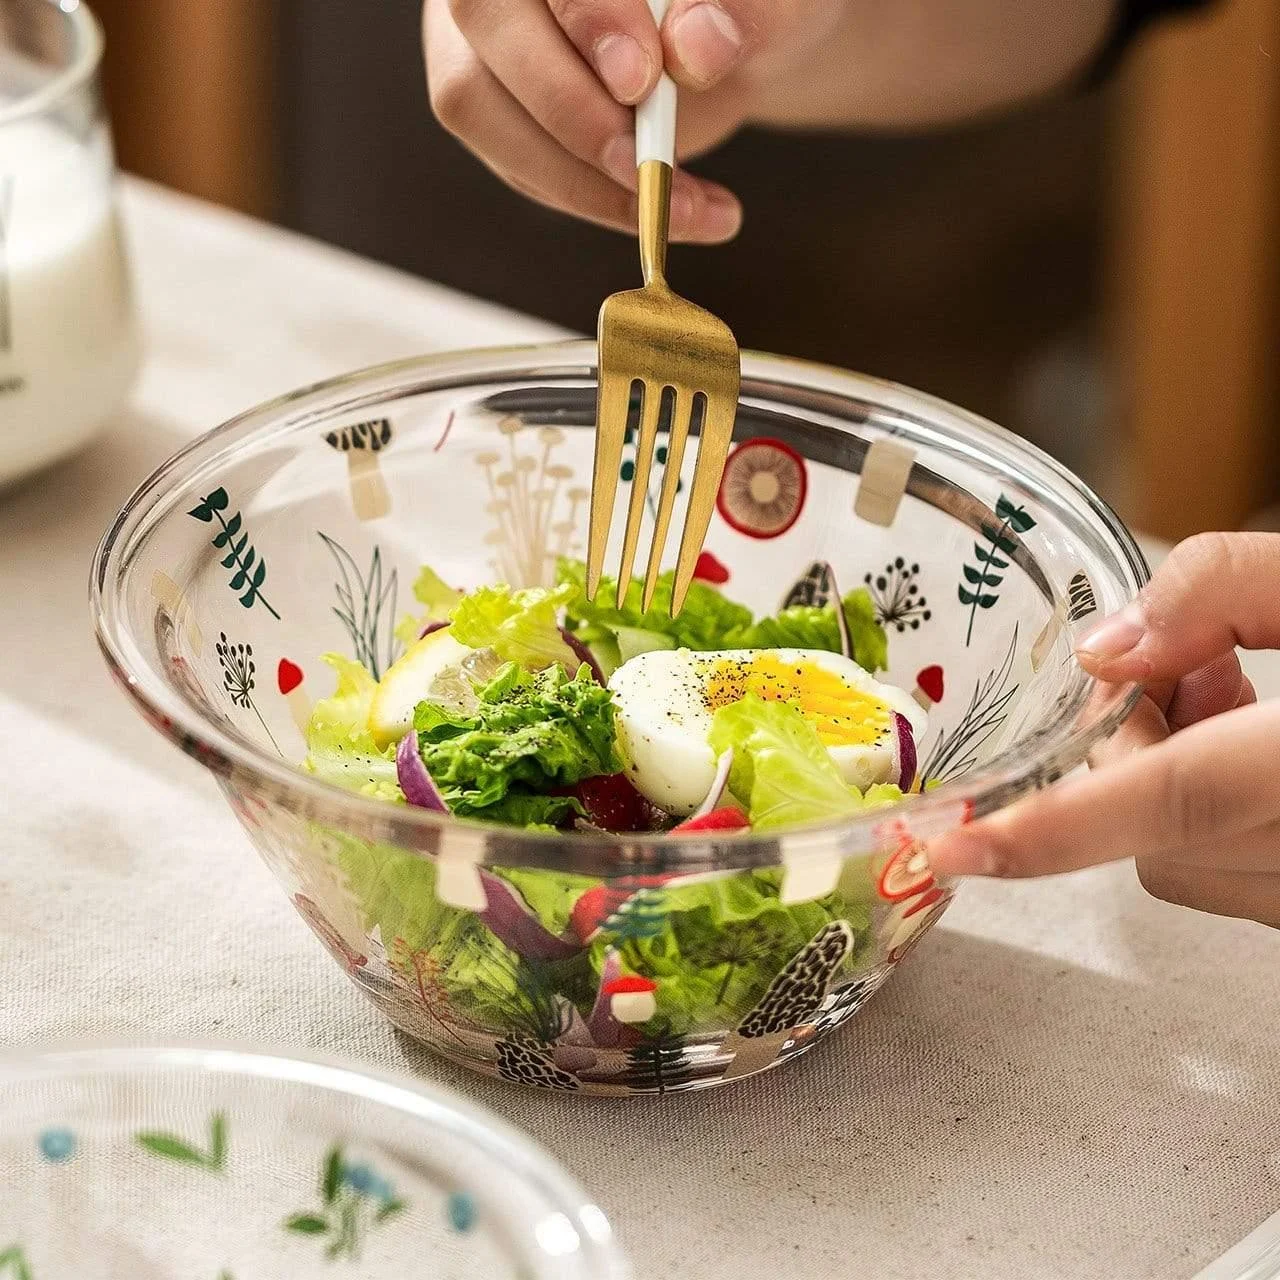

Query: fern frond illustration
left=318, top=533, right=400, bottom=679
left=623, top=1024, right=695, bottom=1094
left=921, top=627, right=1020, bottom=783
left=187, top=488, right=279, bottom=619
left=958, top=495, right=1035, bottom=646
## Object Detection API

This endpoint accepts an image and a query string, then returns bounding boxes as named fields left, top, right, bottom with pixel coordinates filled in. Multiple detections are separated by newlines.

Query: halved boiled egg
left=608, top=648, right=927, bottom=816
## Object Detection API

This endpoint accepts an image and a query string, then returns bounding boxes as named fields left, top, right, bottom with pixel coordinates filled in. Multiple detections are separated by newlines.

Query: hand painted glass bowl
left=92, top=341, right=1147, bottom=1095
left=0, top=1044, right=628, bottom=1276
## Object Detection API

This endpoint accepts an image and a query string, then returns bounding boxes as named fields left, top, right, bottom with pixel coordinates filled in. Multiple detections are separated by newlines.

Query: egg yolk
left=702, top=654, right=890, bottom=747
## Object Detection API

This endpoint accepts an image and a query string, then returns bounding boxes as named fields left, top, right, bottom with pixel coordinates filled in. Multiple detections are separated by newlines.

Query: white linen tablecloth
left=2, top=180, right=1278, bottom=1280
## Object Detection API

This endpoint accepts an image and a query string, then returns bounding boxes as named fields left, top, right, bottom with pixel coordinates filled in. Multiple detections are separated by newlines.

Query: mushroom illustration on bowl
left=325, top=418, right=393, bottom=521
left=715, top=437, right=808, bottom=538
left=601, top=976, right=658, bottom=1025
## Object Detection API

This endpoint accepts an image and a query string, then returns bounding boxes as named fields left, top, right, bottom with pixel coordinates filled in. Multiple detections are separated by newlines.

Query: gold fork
left=587, top=0, right=740, bottom=616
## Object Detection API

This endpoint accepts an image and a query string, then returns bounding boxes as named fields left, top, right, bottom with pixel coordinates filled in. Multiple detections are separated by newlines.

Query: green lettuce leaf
left=411, top=663, right=622, bottom=823
left=449, top=582, right=579, bottom=672
left=332, top=835, right=876, bottom=1041
left=304, top=654, right=401, bottom=801
left=722, top=588, right=888, bottom=673
left=557, top=558, right=887, bottom=673
left=557, top=558, right=753, bottom=652
left=587, top=868, right=872, bottom=1033
left=708, top=694, right=902, bottom=831
left=394, top=566, right=464, bottom=648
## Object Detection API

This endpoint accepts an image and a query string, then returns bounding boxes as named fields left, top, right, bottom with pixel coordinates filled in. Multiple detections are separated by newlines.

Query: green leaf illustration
left=375, top=1199, right=406, bottom=1223
left=0, top=1247, right=33, bottom=1280
left=322, top=1146, right=342, bottom=1205
left=960, top=494, right=1037, bottom=646
left=136, top=1111, right=227, bottom=1172
left=210, top=1113, right=227, bottom=1169
left=996, top=495, right=1036, bottom=533
left=187, top=491, right=280, bottom=620
left=137, top=1134, right=207, bottom=1165
left=285, top=1214, right=330, bottom=1236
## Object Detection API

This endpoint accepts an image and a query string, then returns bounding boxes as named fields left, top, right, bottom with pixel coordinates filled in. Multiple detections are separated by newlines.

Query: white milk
left=0, top=116, right=140, bottom=485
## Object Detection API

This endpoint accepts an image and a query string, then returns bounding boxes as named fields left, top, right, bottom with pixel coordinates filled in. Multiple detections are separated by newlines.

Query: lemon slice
left=369, top=626, right=473, bottom=748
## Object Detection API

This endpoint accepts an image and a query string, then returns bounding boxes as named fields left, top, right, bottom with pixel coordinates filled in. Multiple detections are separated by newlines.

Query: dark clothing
left=1087, top=0, right=1218, bottom=82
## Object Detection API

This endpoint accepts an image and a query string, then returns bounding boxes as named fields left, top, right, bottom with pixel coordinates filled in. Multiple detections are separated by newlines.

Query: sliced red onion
left=586, top=947, right=626, bottom=1048
left=891, top=712, right=917, bottom=792
left=396, top=733, right=449, bottom=812
left=691, top=749, right=734, bottom=820
left=560, top=627, right=606, bottom=685
left=417, top=619, right=452, bottom=641
left=477, top=870, right=582, bottom=962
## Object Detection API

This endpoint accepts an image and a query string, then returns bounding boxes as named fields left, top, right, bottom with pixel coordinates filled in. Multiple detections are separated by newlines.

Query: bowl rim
left=0, top=1040, right=631, bottom=1276
left=91, top=339, right=1149, bottom=874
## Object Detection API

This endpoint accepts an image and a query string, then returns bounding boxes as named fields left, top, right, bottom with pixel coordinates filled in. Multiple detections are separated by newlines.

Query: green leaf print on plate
left=136, top=1111, right=227, bottom=1172
left=285, top=1144, right=404, bottom=1261
left=0, top=1247, right=32, bottom=1280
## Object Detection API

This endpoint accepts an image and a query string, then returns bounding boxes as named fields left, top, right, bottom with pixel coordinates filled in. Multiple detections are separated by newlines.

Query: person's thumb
left=659, top=0, right=824, bottom=90
left=1076, top=532, right=1280, bottom=683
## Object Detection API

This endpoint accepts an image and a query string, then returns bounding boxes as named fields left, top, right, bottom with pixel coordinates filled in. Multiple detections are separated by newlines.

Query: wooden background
left=90, top=0, right=1279, bottom=540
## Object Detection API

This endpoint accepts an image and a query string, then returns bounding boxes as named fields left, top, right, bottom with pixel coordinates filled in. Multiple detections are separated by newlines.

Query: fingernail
left=593, top=33, right=651, bottom=104
left=669, top=186, right=696, bottom=230
left=670, top=3, right=742, bottom=86
left=701, top=186, right=742, bottom=239
left=1077, top=605, right=1145, bottom=662
left=602, top=135, right=638, bottom=189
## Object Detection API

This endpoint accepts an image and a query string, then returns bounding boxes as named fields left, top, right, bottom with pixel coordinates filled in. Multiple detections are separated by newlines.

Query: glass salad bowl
left=92, top=341, right=1147, bottom=1096
left=0, top=1044, right=629, bottom=1277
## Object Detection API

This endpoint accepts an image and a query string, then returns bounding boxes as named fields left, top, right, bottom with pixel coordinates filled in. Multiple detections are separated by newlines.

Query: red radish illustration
left=877, top=839, right=935, bottom=903
left=278, top=658, right=311, bottom=738
left=693, top=550, right=730, bottom=584
left=913, top=664, right=944, bottom=710
left=602, top=975, right=658, bottom=1024
left=715, top=437, right=808, bottom=538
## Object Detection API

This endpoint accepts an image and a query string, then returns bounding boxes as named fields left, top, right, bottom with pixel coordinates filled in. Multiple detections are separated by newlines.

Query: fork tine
left=641, top=387, right=693, bottom=612
left=671, top=390, right=737, bottom=616
left=586, top=367, right=632, bottom=601
left=615, top=381, right=663, bottom=608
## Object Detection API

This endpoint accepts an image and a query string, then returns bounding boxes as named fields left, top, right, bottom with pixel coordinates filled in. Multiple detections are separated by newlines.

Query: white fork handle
left=636, top=0, right=677, bottom=166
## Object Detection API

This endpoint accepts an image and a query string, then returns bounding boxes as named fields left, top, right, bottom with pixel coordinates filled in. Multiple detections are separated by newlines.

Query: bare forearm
left=746, top=0, right=1119, bottom=130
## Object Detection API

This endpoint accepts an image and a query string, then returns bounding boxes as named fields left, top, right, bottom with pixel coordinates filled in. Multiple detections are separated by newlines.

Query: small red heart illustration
left=693, top=550, right=730, bottom=584
left=916, top=665, right=944, bottom=703
left=278, top=658, right=304, bottom=695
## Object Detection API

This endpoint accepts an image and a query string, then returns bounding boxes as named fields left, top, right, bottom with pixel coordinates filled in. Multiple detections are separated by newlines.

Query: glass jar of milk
left=0, top=0, right=140, bottom=486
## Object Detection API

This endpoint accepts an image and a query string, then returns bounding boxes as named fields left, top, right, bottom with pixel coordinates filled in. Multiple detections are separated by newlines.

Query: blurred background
left=91, top=0, right=1278, bottom=541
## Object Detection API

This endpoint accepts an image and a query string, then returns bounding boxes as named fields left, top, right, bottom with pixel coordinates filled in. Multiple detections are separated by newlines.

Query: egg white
left=608, top=648, right=927, bottom=817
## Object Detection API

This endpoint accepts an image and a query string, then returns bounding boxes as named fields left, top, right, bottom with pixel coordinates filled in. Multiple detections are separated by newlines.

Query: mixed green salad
left=302, top=559, right=930, bottom=1047
left=305, top=557, right=924, bottom=837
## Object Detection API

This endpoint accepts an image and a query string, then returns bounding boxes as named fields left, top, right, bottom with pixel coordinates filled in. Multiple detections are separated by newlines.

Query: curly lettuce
left=448, top=582, right=579, bottom=672
left=557, top=557, right=888, bottom=674
left=304, top=654, right=401, bottom=801
left=411, top=663, right=623, bottom=823
left=395, top=566, right=464, bottom=647
left=709, top=694, right=902, bottom=831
